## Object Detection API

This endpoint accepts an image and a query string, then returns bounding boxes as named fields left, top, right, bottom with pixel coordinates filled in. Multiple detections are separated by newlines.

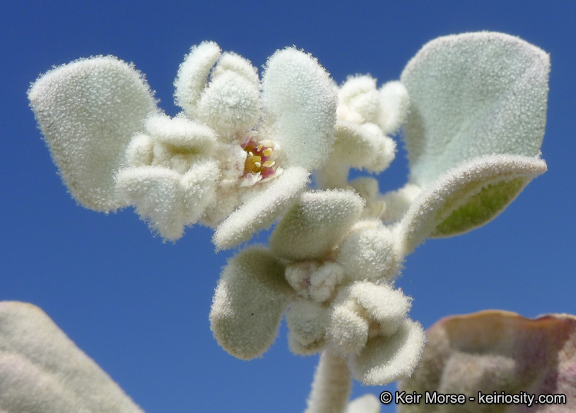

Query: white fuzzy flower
left=173, top=42, right=338, bottom=248
left=29, top=43, right=337, bottom=247
left=210, top=190, right=425, bottom=385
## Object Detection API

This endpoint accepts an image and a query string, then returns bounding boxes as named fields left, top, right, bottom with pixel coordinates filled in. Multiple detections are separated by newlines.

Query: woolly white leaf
left=348, top=178, right=387, bottom=219
left=378, top=81, right=410, bottom=135
left=125, top=134, right=154, bottom=167
left=339, top=123, right=396, bottom=173
left=399, top=154, right=547, bottom=254
left=350, top=319, right=425, bottom=386
left=0, top=302, right=142, bottom=413
left=338, top=223, right=402, bottom=282
left=262, top=48, right=337, bottom=170
left=145, top=114, right=216, bottom=153
left=319, top=75, right=400, bottom=189
left=211, top=52, right=259, bottom=87
left=115, top=167, right=186, bottom=239
left=349, top=282, right=411, bottom=335
left=328, top=282, right=412, bottom=357
left=181, top=162, right=220, bottom=221
left=317, top=122, right=397, bottom=188
left=269, top=190, right=365, bottom=261
left=401, top=31, right=550, bottom=186
left=380, top=183, right=421, bottom=224
left=314, top=157, right=350, bottom=189
left=28, top=56, right=157, bottom=211
left=210, top=248, right=291, bottom=360
left=124, top=131, right=153, bottom=170
left=116, top=161, right=218, bottom=240
left=196, top=71, right=260, bottom=138
left=345, top=394, right=381, bottom=413
left=174, top=41, right=221, bottom=117
left=286, top=300, right=329, bottom=354
left=337, top=75, right=381, bottom=125
left=213, top=166, right=310, bottom=249
left=328, top=301, right=369, bottom=356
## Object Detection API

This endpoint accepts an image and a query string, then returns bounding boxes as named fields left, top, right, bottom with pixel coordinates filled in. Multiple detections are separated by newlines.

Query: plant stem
left=304, top=349, right=352, bottom=413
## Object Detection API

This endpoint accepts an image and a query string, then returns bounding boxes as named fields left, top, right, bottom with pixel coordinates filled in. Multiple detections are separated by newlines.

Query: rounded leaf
left=174, top=41, right=221, bottom=117
left=213, top=166, right=310, bottom=249
left=196, top=71, right=260, bottom=138
left=210, top=248, right=291, bottom=360
left=28, top=56, right=158, bottom=211
left=328, top=302, right=369, bottom=356
left=270, top=190, right=365, bottom=261
left=349, top=282, right=411, bottom=335
left=378, top=81, right=410, bottom=135
left=350, top=319, right=425, bottom=386
left=337, top=221, right=402, bottom=282
left=337, top=75, right=381, bottom=125
left=262, top=47, right=337, bottom=170
left=401, top=32, right=549, bottom=186
left=145, top=114, right=216, bottom=153
left=115, top=161, right=218, bottom=241
left=211, top=51, right=259, bottom=87
left=336, top=122, right=397, bottom=172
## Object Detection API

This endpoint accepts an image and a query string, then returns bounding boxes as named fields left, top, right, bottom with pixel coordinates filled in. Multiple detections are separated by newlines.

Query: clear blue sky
left=2, top=1, right=575, bottom=412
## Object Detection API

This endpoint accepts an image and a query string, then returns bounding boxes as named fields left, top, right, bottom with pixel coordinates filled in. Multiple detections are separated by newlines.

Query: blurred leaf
left=0, top=302, right=143, bottom=413
left=398, top=310, right=576, bottom=412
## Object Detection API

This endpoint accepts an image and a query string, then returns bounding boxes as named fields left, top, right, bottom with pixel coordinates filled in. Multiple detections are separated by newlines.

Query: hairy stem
left=305, top=349, right=352, bottom=413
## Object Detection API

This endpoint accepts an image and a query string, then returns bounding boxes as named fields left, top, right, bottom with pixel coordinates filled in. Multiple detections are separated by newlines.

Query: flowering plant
left=7, top=30, right=570, bottom=412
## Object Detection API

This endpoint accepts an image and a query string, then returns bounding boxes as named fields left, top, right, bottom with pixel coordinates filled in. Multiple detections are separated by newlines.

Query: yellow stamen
left=241, top=137, right=279, bottom=184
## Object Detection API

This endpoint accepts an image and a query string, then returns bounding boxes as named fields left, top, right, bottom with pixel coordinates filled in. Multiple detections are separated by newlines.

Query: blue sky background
left=1, top=1, right=575, bottom=412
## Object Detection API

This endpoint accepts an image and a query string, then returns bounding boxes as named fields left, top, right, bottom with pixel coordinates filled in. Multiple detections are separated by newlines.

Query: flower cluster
left=208, top=31, right=550, bottom=391
left=25, top=31, right=550, bottom=412
left=210, top=190, right=426, bottom=385
left=29, top=42, right=337, bottom=247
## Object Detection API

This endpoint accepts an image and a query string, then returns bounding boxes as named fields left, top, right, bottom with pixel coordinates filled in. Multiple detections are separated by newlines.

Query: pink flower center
left=241, top=137, right=278, bottom=181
